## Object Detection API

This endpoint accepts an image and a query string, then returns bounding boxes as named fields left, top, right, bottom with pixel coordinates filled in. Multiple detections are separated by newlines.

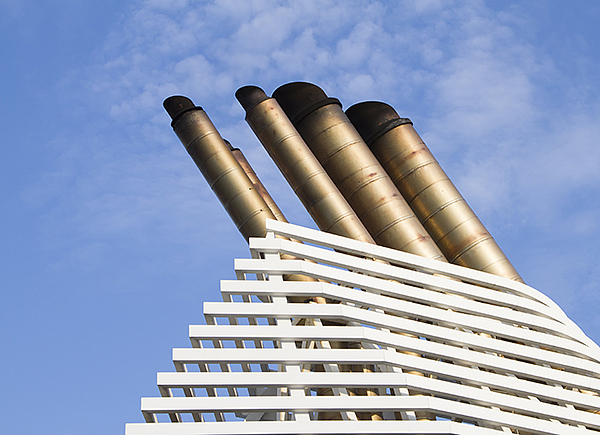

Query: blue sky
left=1, top=0, right=599, bottom=433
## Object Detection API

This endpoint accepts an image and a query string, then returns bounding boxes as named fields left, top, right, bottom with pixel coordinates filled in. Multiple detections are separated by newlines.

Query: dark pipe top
left=272, top=82, right=341, bottom=125
left=163, top=95, right=202, bottom=126
left=235, top=86, right=270, bottom=113
left=345, top=101, right=412, bottom=147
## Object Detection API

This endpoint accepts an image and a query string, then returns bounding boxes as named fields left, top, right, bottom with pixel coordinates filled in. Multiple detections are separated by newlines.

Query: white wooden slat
left=126, top=420, right=511, bottom=435
left=220, top=279, right=574, bottom=340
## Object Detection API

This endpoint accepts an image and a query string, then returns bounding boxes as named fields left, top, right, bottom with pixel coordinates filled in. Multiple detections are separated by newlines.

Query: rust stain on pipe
left=272, top=82, right=446, bottom=262
left=346, top=101, right=523, bottom=283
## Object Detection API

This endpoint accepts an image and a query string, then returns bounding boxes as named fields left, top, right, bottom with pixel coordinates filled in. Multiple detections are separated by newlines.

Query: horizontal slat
left=156, top=371, right=600, bottom=429
left=251, top=237, right=547, bottom=312
left=189, top=323, right=600, bottom=378
left=265, top=220, right=529, bottom=293
left=204, top=301, right=598, bottom=365
left=126, top=419, right=508, bottom=435
left=222, top=281, right=587, bottom=350
left=221, top=280, right=575, bottom=340
left=236, top=256, right=567, bottom=335
left=140, top=395, right=590, bottom=435
left=172, top=348, right=600, bottom=409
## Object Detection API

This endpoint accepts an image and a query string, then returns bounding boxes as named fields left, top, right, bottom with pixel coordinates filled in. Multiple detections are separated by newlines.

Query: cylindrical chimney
left=227, top=141, right=287, bottom=223
left=346, top=101, right=523, bottom=283
left=272, top=82, right=446, bottom=262
left=164, top=96, right=275, bottom=241
left=164, top=95, right=317, bottom=286
left=236, top=86, right=375, bottom=245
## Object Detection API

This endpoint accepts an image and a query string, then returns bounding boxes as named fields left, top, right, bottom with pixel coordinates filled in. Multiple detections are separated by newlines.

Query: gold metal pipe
left=236, top=85, right=375, bottom=245
left=272, top=82, right=446, bottom=262
left=164, top=96, right=275, bottom=241
left=226, top=139, right=323, bottom=293
left=227, top=141, right=287, bottom=223
left=346, top=101, right=523, bottom=283
left=163, top=95, right=316, bottom=285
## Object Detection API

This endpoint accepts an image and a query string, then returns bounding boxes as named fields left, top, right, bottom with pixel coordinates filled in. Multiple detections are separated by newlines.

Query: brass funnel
left=227, top=141, right=287, bottom=223
left=346, top=101, right=523, bottom=282
left=164, top=96, right=275, bottom=241
left=164, top=96, right=316, bottom=286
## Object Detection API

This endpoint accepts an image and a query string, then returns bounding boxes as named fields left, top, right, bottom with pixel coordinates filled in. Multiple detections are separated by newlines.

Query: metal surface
left=164, top=95, right=316, bottom=286
left=272, top=82, right=446, bottom=261
left=236, top=86, right=374, bottom=245
left=228, top=141, right=287, bottom=223
left=164, top=96, right=276, bottom=241
left=346, top=102, right=523, bottom=283
left=227, top=140, right=325, bottom=293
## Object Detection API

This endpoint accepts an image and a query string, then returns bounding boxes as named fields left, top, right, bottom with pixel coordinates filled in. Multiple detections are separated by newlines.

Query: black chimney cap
left=272, top=82, right=341, bottom=124
left=163, top=95, right=202, bottom=126
left=235, top=86, right=270, bottom=113
left=345, top=101, right=412, bottom=147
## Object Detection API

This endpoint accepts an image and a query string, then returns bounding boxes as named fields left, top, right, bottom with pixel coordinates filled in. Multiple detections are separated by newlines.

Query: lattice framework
left=126, top=220, right=600, bottom=435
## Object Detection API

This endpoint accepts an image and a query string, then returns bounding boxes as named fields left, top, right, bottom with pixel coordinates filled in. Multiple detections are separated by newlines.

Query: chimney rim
left=346, top=101, right=413, bottom=147
left=272, top=81, right=341, bottom=125
left=235, top=85, right=270, bottom=113
left=163, top=95, right=204, bottom=127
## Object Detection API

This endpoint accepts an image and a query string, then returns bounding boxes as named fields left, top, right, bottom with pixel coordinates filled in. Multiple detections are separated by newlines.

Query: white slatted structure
left=126, top=220, right=600, bottom=435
